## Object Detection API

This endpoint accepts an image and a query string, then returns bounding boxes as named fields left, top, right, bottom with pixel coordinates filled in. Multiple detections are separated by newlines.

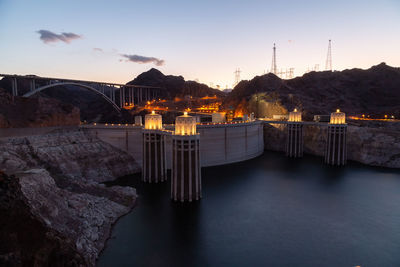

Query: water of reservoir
left=98, top=151, right=400, bottom=267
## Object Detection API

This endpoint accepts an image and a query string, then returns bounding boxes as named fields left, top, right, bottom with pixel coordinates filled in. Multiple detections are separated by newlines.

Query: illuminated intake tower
left=325, top=109, right=347, bottom=166
left=142, top=111, right=167, bottom=183
left=171, top=112, right=201, bottom=202
left=286, top=109, right=303, bottom=158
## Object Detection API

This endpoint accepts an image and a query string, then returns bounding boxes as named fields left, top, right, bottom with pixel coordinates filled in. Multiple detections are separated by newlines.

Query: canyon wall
left=263, top=123, right=400, bottom=168
left=0, top=88, right=80, bottom=128
left=0, top=128, right=141, bottom=266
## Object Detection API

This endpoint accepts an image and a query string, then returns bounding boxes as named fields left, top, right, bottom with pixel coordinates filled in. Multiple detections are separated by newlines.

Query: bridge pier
left=123, top=87, right=126, bottom=107
left=134, top=88, right=137, bottom=104
left=113, top=87, right=116, bottom=103
left=30, top=79, right=35, bottom=92
left=119, top=87, right=123, bottom=108
left=110, top=85, right=115, bottom=102
left=11, top=78, right=17, bottom=96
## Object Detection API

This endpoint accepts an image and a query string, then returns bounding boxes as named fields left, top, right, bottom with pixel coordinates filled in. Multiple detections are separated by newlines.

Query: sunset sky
left=0, top=0, right=399, bottom=88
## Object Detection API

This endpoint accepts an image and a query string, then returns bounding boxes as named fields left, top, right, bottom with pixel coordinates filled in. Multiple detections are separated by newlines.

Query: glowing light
left=145, top=111, right=163, bottom=130
left=184, top=111, right=188, bottom=116
left=330, top=110, right=346, bottom=124
left=349, top=115, right=395, bottom=121
left=175, top=113, right=196, bottom=135
left=288, top=109, right=302, bottom=122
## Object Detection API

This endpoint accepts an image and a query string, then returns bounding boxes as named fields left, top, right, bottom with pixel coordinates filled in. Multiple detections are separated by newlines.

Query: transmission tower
left=270, top=43, right=277, bottom=75
left=234, top=68, right=241, bottom=87
left=325, top=39, right=332, bottom=71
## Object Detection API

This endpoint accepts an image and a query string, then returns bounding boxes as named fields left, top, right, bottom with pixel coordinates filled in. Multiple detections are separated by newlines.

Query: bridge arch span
left=23, top=82, right=121, bottom=112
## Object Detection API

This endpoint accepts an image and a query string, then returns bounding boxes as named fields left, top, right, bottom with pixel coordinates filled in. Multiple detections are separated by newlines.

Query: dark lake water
left=98, top=151, right=400, bottom=267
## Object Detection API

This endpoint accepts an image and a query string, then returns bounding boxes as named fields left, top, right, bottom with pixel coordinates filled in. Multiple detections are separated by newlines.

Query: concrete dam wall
left=84, top=121, right=264, bottom=168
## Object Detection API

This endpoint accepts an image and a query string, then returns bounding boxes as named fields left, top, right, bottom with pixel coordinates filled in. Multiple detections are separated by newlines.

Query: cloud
left=93, top=47, right=103, bottom=52
left=121, top=54, right=165, bottom=66
left=37, top=30, right=82, bottom=44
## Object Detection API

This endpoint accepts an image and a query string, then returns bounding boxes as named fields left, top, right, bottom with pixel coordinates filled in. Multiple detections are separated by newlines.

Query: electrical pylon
left=325, top=39, right=332, bottom=71
left=234, top=68, right=241, bottom=87
left=270, top=43, right=277, bottom=75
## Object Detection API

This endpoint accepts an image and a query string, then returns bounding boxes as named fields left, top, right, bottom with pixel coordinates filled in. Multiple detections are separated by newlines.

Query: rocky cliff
left=263, top=123, right=400, bottom=168
left=225, top=63, right=400, bottom=120
left=0, top=171, right=86, bottom=266
left=0, top=128, right=140, bottom=266
left=0, top=87, right=80, bottom=128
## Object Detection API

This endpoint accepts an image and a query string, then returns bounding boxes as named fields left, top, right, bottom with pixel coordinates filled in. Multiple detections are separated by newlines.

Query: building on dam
left=286, top=108, right=304, bottom=158
left=325, top=109, right=347, bottom=166
left=171, top=112, right=202, bottom=202
left=142, top=111, right=168, bottom=183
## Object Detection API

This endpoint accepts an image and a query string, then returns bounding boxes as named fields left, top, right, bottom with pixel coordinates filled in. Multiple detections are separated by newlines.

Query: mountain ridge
left=127, top=68, right=225, bottom=98
left=223, top=62, right=400, bottom=119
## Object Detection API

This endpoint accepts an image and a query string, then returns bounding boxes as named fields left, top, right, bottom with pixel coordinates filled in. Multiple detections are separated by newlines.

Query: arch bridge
left=0, top=74, right=163, bottom=112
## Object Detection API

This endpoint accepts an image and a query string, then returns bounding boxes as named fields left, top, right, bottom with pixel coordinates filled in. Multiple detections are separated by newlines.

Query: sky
left=0, top=0, right=399, bottom=88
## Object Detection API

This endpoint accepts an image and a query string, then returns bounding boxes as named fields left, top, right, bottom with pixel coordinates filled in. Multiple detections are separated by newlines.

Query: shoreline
left=0, top=129, right=140, bottom=266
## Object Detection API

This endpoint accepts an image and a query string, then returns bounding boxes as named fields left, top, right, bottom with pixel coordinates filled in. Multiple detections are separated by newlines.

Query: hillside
left=223, top=63, right=400, bottom=120
left=127, top=68, right=225, bottom=98
left=0, top=88, right=80, bottom=128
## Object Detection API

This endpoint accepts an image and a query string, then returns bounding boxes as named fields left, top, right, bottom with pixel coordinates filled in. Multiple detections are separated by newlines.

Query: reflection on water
left=99, top=151, right=400, bottom=267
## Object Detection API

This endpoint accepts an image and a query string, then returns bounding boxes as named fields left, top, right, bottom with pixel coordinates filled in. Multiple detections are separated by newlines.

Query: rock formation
left=263, top=122, right=400, bottom=168
left=0, top=128, right=140, bottom=266
left=224, top=63, right=400, bottom=120
left=0, top=87, right=80, bottom=128
left=0, top=171, right=86, bottom=266
left=127, top=68, right=225, bottom=98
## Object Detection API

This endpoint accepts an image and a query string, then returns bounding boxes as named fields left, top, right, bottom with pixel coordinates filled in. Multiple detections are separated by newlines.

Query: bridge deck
left=0, top=73, right=163, bottom=89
